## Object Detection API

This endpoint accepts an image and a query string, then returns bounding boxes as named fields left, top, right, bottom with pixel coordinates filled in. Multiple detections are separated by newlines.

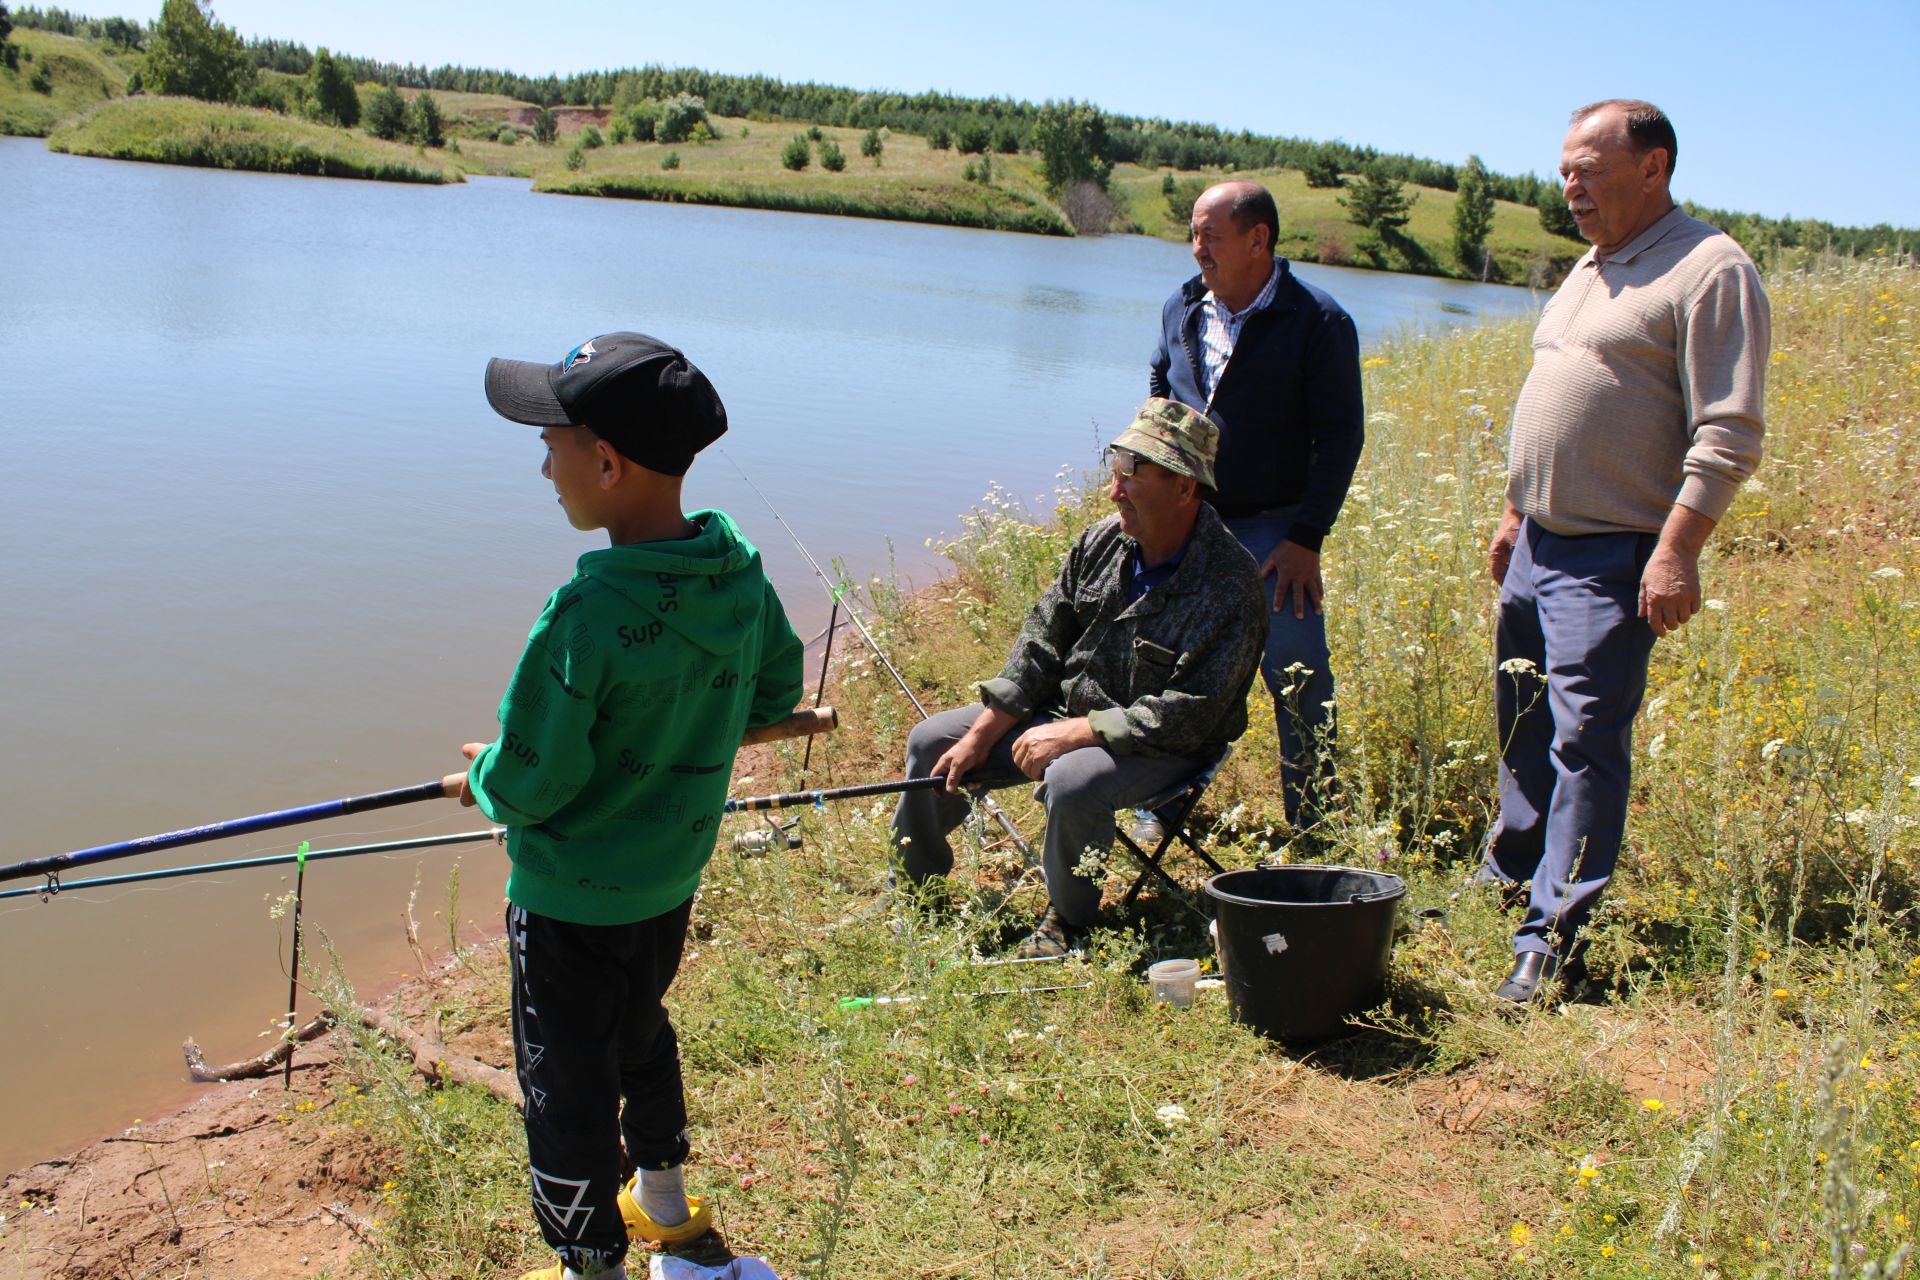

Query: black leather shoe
left=1496, top=951, right=1568, bottom=1004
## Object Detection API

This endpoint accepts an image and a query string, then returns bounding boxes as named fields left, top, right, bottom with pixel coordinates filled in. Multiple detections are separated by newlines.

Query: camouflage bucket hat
left=1110, top=397, right=1220, bottom=489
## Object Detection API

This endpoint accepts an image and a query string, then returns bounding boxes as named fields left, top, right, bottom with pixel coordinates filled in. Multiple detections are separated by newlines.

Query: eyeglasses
left=1104, top=445, right=1146, bottom=478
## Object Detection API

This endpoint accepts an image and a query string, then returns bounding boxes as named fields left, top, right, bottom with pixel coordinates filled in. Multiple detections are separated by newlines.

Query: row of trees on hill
left=12, top=3, right=1915, bottom=260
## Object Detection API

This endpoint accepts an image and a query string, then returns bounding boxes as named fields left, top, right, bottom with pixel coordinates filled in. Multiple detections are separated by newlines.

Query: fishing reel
left=730, top=815, right=801, bottom=857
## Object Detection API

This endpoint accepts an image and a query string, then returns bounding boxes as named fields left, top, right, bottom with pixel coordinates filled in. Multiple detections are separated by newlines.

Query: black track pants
left=508, top=897, right=696, bottom=1268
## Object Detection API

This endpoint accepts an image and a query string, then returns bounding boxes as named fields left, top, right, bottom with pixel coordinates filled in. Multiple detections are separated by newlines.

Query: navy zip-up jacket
left=1148, top=260, right=1365, bottom=551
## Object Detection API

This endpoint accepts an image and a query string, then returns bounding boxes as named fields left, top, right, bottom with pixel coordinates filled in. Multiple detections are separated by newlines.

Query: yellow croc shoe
left=617, top=1177, right=713, bottom=1246
left=517, top=1263, right=565, bottom=1280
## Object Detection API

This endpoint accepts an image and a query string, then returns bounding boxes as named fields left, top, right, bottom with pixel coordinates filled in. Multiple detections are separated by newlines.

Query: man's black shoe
left=1495, top=951, right=1586, bottom=1005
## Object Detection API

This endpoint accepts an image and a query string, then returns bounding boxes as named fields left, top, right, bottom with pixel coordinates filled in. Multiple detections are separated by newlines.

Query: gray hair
left=1570, top=99, right=1678, bottom=177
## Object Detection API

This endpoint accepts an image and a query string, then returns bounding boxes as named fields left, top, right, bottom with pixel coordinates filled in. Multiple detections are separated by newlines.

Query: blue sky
left=206, top=0, right=1916, bottom=228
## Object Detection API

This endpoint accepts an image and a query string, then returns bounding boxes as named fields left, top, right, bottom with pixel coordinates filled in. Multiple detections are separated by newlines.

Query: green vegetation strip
left=47, top=96, right=459, bottom=184
left=539, top=170, right=1069, bottom=236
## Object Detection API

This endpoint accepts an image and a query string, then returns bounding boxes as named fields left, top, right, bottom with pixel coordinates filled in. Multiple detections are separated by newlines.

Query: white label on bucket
left=1262, top=931, right=1289, bottom=956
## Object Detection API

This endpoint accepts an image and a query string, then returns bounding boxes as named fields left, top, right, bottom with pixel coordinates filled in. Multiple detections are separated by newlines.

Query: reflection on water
left=0, top=136, right=1536, bottom=1170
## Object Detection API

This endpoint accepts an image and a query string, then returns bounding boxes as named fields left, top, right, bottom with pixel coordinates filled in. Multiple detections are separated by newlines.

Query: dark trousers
left=508, top=897, right=695, bottom=1269
left=891, top=705, right=1204, bottom=925
left=1481, top=519, right=1658, bottom=959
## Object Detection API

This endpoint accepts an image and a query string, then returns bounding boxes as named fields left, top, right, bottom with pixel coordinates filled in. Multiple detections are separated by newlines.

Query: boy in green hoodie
left=451, top=332, right=804, bottom=1280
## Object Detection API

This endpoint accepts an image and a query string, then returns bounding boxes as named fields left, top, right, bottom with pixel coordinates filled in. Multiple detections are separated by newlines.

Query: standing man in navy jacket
left=1150, top=179, right=1364, bottom=831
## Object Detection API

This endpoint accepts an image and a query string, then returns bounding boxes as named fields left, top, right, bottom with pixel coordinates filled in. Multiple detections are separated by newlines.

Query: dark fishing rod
left=0, top=707, right=838, bottom=891
left=0, top=829, right=504, bottom=902
left=720, top=448, right=1037, bottom=861
left=4, top=770, right=1004, bottom=903
left=0, top=777, right=461, bottom=889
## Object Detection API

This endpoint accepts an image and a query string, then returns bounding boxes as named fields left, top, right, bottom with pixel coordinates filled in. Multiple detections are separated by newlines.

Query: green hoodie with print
left=467, top=509, right=804, bottom=926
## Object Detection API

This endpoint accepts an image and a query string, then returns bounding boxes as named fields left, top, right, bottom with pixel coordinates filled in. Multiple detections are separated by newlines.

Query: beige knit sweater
left=1506, top=206, right=1770, bottom=536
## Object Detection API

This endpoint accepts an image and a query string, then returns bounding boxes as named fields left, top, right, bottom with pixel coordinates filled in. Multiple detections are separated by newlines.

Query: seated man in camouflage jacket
left=891, top=398, right=1267, bottom=957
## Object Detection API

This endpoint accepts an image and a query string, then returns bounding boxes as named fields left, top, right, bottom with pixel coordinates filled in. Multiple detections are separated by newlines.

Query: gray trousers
left=890, top=704, right=1205, bottom=925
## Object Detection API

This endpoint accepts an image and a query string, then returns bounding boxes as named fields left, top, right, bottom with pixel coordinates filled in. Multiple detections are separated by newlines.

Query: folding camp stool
left=1113, top=743, right=1231, bottom=908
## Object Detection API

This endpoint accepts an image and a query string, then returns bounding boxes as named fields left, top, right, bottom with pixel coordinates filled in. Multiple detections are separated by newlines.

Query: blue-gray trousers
left=891, top=705, right=1204, bottom=925
left=1224, top=510, right=1336, bottom=826
left=1481, top=518, right=1658, bottom=958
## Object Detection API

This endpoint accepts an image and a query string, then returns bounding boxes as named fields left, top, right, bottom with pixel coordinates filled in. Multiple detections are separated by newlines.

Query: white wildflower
left=1155, top=1104, right=1190, bottom=1127
left=1498, top=657, right=1539, bottom=675
left=1647, top=733, right=1668, bottom=759
left=1760, top=738, right=1787, bottom=761
left=1872, top=567, right=1904, bottom=579
left=1703, top=599, right=1727, bottom=611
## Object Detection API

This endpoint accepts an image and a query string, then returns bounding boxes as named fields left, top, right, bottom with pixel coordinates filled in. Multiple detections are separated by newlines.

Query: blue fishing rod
left=0, top=707, right=839, bottom=893
left=2, top=769, right=1004, bottom=903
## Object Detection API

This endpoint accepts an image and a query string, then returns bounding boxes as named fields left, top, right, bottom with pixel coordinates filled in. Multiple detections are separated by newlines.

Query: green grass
left=1111, top=162, right=1589, bottom=285
left=47, top=96, right=462, bottom=184
left=307, top=258, right=1920, bottom=1277
left=0, top=28, right=135, bottom=137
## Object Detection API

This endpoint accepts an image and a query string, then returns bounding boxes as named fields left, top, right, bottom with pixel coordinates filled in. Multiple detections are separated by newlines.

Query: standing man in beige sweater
left=1481, top=100, right=1770, bottom=1004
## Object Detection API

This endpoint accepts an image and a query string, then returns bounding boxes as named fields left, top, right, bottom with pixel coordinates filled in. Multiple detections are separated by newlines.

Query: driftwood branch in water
left=182, top=1015, right=334, bottom=1082
left=360, top=1008, right=522, bottom=1108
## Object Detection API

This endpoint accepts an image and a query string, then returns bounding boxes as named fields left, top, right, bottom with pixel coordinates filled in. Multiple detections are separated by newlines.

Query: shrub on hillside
left=780, top=134, right=809, bottom=171
left=955, top=118, right=990, bottom=154
left=497, top=126, right=516, bottom=145
left=820, top=140, right=846, bottom=171
left=532, top=107, right=556, bottom=145
left=363, top=83, right=406, bottom=140
left=660, top=150, right=679, bottom=170
left=927, top=124, right=951, bottom=150
left=654, top=93, right=707, bottom=144
left=580, top=124, right=603, bottom=149
left=860, top=127, right=883, bottom=165
left=564, top=143, right=584, bottom=171
left=407, top=91, right=443, bottom=147
left=992, top=122, right=1021, bottom=154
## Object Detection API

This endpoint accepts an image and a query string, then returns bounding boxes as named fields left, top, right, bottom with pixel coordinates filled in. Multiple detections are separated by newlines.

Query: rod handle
left=741, top=706, right=838, bottom=745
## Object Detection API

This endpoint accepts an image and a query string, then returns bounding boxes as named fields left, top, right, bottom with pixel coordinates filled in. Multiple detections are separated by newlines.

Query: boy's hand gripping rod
left=0, top=707, right=839, bottom=889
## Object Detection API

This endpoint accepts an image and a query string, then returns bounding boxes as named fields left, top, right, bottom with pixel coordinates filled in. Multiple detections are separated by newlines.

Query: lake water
left=0, top=136, right=1535, bottom=1170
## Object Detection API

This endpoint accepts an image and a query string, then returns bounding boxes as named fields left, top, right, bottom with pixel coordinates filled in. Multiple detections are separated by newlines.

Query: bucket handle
left=1252, top=861, right=1405, bottom=904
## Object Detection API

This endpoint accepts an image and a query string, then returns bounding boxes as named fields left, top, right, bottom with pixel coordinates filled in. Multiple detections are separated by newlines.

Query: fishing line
left=719, top=446, right=1036, bottom=862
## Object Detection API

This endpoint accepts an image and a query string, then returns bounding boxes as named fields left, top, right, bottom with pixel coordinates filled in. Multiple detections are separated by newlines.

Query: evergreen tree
left=1539, top=190, right=1581, bottom=239
left=0, top=4, right=16, bottom=73
left=364, top=83, right=406, bottom=139
left=532, top=107, right=557, bottom=145
left=144, top=0, right=253, bottom=102
left=1031, top=100, right=1111, bottom=194
left=1451, top=153, right=1495, bottom=272
left=1302, top=149, right=1345, bottom=189
left=859, top=126, right=883, bottom=164
left=1339, top=163, right=1416, bottom=231
left=954, top=117, right=990, bottom=153
left=820, top=139, right=846, bottom=171
left=407, top=91, right=444, bottom=147
left=780, top=134, right=809, bottom=171
left=305, top=47, right=359, bottom=127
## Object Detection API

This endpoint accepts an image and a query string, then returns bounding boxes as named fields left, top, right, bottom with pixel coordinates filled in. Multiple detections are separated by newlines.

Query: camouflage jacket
left=979, top=503, right=1266, bottom=759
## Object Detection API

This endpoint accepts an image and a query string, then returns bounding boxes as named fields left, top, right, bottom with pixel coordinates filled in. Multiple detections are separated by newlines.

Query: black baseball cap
left=483, top=331, right=727, bottom=476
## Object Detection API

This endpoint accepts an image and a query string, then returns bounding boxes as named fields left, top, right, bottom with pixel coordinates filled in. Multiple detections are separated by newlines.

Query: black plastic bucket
left=1204, top=864, right=1406, bottom=1042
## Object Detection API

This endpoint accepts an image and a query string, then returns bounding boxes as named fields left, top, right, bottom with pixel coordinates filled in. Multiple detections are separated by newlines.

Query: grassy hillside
left=528, top=118, right=1069, bottom=236
left=1112, top=163, right=1587, bottom=284
left=47, top=95, right=461, bottom=183
left=262, top=258, right=1920, bottom=1278
left=0, top=27, right=134, bottom=136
